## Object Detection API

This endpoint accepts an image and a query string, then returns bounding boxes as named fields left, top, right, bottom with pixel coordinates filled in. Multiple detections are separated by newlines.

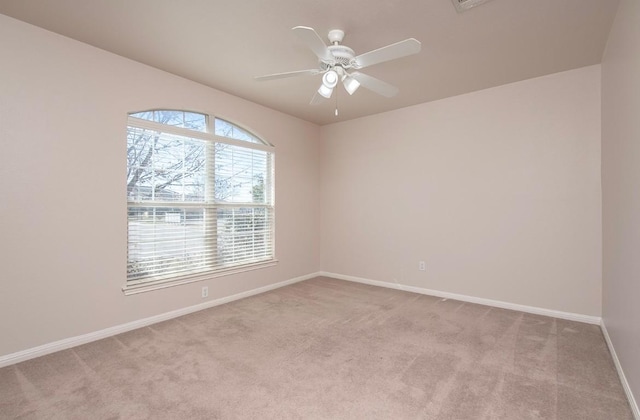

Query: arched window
left=125, top=110, right=275, bottom=293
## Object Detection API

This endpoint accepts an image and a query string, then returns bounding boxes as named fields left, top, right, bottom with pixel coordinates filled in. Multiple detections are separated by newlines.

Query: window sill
left=122, top=259, right=278, bottom=295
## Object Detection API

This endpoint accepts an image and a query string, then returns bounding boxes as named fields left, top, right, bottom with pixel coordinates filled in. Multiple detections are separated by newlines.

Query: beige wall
left=602, top=0, right=640, bottom=405
left=0, top=15, right=321, bottom=357
left=320, top=65, right=602, bottom=316
left=0, top=11, right=609, bottom=361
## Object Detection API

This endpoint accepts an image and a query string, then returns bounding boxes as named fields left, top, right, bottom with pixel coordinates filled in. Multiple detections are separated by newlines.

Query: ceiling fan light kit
left=255, top=26, right=421, bottom=114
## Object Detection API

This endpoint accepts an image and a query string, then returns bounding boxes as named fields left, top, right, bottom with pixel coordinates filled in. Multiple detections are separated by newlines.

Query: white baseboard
left=601, top=320, right=640, bottom=419
left=0, top=272, right=321, bottom=368
left=0, top=271, right=605, bottom=369
left=319, top=271, right=602, bottom=325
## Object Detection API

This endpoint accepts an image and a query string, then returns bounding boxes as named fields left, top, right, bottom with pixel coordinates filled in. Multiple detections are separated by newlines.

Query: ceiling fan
left=256, top=26, right=421, bottom=106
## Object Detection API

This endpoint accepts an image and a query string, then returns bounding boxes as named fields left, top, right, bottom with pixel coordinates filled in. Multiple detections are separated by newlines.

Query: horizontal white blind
left=126, top=119, right=274, bottom=285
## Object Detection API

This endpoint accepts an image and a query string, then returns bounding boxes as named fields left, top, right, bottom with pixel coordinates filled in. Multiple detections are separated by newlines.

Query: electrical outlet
left=419, top=261, right=426, bottom=271
left=201, top=286, right=208, bottom=298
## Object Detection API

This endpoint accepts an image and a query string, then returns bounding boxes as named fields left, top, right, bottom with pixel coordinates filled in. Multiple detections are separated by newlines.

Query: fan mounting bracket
left=328, top=29, right=345, bottom=44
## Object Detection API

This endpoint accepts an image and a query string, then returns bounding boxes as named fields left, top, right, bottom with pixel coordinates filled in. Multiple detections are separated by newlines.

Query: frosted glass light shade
left=343, top=76, right=360, bottom=95
left=318, top=84, right=333, bottom=98
left=319, top=70, right=338, bottom=98
left=323, top=70, right=338, bottom=88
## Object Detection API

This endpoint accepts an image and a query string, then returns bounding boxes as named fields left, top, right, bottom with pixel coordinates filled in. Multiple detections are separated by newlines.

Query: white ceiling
left=0, top=0, right=619, bottom=125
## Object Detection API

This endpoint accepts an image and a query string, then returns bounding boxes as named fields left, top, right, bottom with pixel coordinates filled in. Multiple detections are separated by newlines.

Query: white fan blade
left=350, top=72, right=399, bottom=97
left=353, top=38, right=421, bottom=69
left=255, top=69, right=321, bottom=81
left=309, top=91, right=326, bottom=105
left=292, top=26, right=334, bottom=62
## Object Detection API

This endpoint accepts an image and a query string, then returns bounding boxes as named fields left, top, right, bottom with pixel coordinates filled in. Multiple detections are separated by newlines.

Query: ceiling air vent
left=451, top=0, right=494, bottom=13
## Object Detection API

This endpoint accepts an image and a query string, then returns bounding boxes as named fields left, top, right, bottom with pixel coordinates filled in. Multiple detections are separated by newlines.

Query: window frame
left=123, top=110, right=276, bottom=295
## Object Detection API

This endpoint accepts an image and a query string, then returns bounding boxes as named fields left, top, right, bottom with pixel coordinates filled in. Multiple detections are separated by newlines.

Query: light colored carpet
left=0, top=276, right=633, bottom=419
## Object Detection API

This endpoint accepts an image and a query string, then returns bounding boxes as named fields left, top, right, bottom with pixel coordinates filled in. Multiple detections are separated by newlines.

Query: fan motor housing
left=325, top=45, right=355, bottom=68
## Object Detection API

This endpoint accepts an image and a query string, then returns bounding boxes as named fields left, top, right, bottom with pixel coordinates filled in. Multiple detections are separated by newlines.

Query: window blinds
left=126, top=121, right=274, bottom=285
